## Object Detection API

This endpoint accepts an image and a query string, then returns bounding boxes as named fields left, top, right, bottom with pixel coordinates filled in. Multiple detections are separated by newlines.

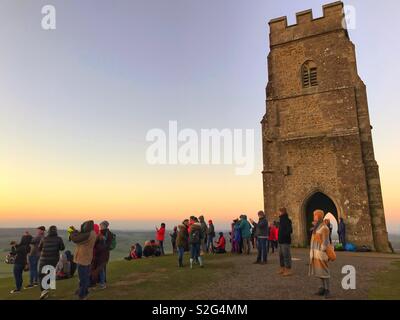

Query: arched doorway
left=304, top=192, right=338, bottom=245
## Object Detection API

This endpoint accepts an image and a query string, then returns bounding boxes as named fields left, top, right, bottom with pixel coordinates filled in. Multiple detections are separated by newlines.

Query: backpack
left=190, top=229, right=200, bottom=244
left=104, top=230, right=117, bottom=251
left=109, top=232, right=117, bottom=251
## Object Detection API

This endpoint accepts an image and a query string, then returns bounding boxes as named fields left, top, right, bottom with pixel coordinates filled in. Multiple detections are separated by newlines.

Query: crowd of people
left=7, top=209, right=347, bottom=300
left=8, top=220, right=115, bottom=300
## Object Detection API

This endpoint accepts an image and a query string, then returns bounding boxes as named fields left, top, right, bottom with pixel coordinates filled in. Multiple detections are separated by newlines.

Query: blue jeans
left=13, top=264, right=24, bottom=291
left=206, top=236, right=214, bottom=253
left=77, top=264, right=91, bottom=298
left=28, top=255, right=39, bottom=284
left=98, top=268, right=106, bottom=286
left=178, top=247, right=185, bottom=265
left=257, top=238, right=268, bottom=263
left=190, top=243, right=200, bottom=259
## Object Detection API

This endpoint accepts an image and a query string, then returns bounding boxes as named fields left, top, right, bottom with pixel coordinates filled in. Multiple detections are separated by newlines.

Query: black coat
left=278, top=213, right=292, bottom=245
left=14, top=235, right=32, bottom=266
left=39, top=230, right=65, bottom=267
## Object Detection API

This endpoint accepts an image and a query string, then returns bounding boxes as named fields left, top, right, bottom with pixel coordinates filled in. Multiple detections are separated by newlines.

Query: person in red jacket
left=156, top=223, right=166, bottom=255
left=268, top=222, right=279, bottom=254
left=214, top=232, right=226, bottom=254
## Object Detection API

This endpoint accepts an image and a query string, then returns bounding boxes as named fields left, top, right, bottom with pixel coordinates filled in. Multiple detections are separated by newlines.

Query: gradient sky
left=0, top=0, right=399, bottom=233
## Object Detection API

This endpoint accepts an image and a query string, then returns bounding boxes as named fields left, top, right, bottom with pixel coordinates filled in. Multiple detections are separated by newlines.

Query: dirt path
left=186, top=249, right=400, bottom=300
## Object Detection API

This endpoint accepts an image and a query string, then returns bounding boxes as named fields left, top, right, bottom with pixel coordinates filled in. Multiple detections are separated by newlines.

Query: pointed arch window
left=302, top=61, right=318, bottom=88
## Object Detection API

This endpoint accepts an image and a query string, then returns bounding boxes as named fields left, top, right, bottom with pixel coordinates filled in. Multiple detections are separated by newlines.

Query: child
left=5, top=241, right=17, bottom=264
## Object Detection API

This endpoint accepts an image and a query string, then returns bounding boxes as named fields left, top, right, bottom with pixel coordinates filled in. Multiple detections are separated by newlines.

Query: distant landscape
left=0, top=228, right=399, bottom=279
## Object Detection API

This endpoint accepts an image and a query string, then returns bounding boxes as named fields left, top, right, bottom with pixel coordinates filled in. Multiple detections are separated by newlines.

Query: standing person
left=239, top=215, right=252, bottom=255
left=70, top=220, right=97, bottom=300
left=278, top=208, right=293, bottom=277
left=309, top=210, right=332, bottom=299
left=10, top=234, right=32, bottom=294
left=99, top=221, right=113, bottom=284
left=233, top=219, right=241, bottom=253
left=25, top=226, right=45, bottom=289
left=189, top=217, right=203, bottom=269
left=206, top=220, right=216, bottom=253
left=267, top=222, right=278, bottom=254
left=38, top=226, right=65, bottom=300
left=90, top=231, right=108, bottom=289
left=324, top=218, right=333, bottom=244
left=338, top=218, right=346, bottom=246
left=250, top=211, right=269, bottom=264
left=176, top=223, right=189, bottom=267
left=182, top=219, right=190, bottom=252
left=199, top=215, right=208, bottom=255
left=170, top=227, right=178, bottom=254
left=156, top=223, right=166, bottom=255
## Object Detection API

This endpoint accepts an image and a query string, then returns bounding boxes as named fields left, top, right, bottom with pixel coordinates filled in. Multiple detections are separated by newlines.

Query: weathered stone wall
left=262, top=1, right=391, bottom=251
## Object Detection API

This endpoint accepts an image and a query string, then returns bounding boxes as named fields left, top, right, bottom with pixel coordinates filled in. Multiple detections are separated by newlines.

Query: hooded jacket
left=239, top=216, right=252, bottom=239
left=70, top=220, right=97, bottom=266
left=176, top=224, right=189, bottom=248
left=39, top=226, right=65, bottom=267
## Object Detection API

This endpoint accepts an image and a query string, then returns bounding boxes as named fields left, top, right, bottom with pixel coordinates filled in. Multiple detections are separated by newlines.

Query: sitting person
left=151, top=240, right=161, bottom=257
left=134, top=243, right=143, bottom=258
left=124, top=243, right=143, bottom=260
left=143, top=241, right=155, bottom=258
left=56, top=252, right=71, bottom=280
left=215, top=232, right=226, bottom=254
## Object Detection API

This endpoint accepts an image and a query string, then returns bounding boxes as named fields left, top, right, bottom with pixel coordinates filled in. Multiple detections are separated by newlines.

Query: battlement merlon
left=269, top=1, right=348, bottom=47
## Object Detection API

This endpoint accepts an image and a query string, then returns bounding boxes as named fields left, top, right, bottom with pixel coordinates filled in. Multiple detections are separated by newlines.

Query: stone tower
left=262, top=1, right=391, bottom=252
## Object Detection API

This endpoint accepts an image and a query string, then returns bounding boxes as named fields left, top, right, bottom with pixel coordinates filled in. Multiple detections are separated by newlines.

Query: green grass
left=369, top=261, right=400, bottom=300
left=0, top=253, right=232, bottom=300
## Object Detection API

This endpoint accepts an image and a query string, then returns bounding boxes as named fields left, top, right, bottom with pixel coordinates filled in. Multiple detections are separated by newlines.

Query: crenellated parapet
left=269, top=1, right=347, bottom=47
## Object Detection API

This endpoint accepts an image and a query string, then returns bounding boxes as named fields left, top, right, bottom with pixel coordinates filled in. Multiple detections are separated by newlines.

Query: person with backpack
left=239, top=215, right=252, bottom=255
left=176, top=223, right=189, bottom=267
left=189, top=217, right=203, bottom=269
left=99, top=221, right=115, bottom=284
left=38, top=226, right=65, bottom=300
left=278, top=208, right=293, bottom=277
left=10, top=233, right=32, bottom=294
left=206, top=220, right=216, bottom=253
left=24, top=226, right=45, bottom=289
left=70, top=220, right=97, bottom=300
left=156, top=223, right=166, bottom=255
left=199, top=215, right=208, bottom=255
